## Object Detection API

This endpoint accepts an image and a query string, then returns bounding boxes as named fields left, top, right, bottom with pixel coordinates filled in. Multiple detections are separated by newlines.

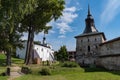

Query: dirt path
left=8, top=66, right=23, bottom=80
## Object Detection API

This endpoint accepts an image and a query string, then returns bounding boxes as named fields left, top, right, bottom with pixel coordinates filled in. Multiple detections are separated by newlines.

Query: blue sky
left=22, top=0, right=120, bottom=51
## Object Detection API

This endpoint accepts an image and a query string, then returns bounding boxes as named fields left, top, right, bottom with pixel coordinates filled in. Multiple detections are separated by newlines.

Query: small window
left=81, top=40, right=83, bottom=43
left=96, top=45, right=98, bottom=49
left=88, top=39, right=89, bottom=42
left=88, top=46, right=90, bottom=52
left=95, top=38, right=97, bottom=41
left=80, top=48, right=82, bottom=51
left=41, top=48, right=43, bottom=52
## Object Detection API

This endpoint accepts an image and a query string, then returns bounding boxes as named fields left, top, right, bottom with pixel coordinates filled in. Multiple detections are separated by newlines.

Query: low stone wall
left=96, top=56, right=120, bottom=70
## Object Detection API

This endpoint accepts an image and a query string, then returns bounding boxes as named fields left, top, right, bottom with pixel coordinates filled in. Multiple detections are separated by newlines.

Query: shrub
left=0, top=72, right=6, bottom=76
left=61, top=61, right=79, bottom=68
left=21, top=67, right=32, bottom=74
left=39, top=67, right=51, bottom=75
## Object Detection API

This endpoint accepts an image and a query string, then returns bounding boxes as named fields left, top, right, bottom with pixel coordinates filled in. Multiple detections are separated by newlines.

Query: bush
left=39, top=67, right=51, bottom=75
left=61, top=61, right=79, bottom=68
left=21, top=67, right=32, bottom=74
left=0, top=72, right=6, bottom=76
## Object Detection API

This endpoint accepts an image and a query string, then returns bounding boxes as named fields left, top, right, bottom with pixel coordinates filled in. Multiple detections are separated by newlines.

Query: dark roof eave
left=75, top=32, right=106, bottom=40
left=99, top=54, right=120, bottom=58
left=100, top=36, right=120, bottom=46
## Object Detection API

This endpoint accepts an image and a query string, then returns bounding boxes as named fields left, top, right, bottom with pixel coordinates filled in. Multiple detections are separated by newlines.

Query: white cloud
left=58, top=35, right=66, bottom=38
left=47, top=6, right=78, bottom=38
left=65, top=0, right=72, bottom=5
left=57, top=22, right=72, bottom=34
left=56, top=6, right=78, bottom=36
left=49, top=30, right=55, bottom=33
left=64, top=7, right=76, bottom=12
left=60, top=11, right=78, bottom=23
left=101, top=0, right=120, bottom=25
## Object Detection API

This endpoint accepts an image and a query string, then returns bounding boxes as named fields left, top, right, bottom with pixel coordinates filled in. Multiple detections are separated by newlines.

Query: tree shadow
left=83, top=66, right=120, bottom=76
left=0, top=59, right=6, bottom=67
left=12, top=59, right=24, bottom=64
left=110, top=71, right=120, bottom=75
left=84, top=66, right=107, bottom=72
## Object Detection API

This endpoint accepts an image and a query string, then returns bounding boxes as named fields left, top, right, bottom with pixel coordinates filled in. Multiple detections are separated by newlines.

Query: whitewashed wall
left=16, top=42, right=54, bottom=61
left=34, top=44, right=54, bottom=61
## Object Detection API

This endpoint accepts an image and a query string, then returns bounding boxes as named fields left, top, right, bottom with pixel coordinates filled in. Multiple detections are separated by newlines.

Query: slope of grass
left=0, top=54, right=24, bottom=66
left=11, top=56, right=24, bottom=66
left=15, top=66, right=120, bottom=80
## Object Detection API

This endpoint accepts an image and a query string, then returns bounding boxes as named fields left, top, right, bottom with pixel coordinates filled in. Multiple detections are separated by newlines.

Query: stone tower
left=75, top=5, right=106, bottom=66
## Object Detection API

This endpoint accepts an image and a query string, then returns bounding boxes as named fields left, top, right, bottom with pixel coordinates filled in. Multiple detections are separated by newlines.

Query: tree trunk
left=24, top=26, right=31, bottom=64
left=25, top=15, right=35, bottom=65
left=6, top=48, right=11, bottom=66
left=25, top=26, right=34, bottom=65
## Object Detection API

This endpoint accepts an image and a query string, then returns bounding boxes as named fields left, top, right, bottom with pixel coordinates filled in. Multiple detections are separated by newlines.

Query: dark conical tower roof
left=83, top=5, right=98, bottom=34
left=88, top=4, right=91, bottom=17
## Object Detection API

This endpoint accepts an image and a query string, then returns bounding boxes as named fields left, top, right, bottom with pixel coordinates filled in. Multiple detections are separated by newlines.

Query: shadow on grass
left=84, top=66, right=107, bottom=72
left=0, top=57, right=24, bottom=66
left=80, top=64, right=107, bottom=72
left=110, top=71, right=120, bottom=75
left=11, top=57, right=24, bottom=64
left=83, top=66, right=120, bottom=76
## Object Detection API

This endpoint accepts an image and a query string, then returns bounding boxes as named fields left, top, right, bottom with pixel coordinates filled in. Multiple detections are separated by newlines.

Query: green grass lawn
left=0, top=54, right=24, bottom=80
left=15, top=66, right=120, bottom=80
left=0, top=53, right=24, bottom=66
left=1, top=54, right=120, bottom=80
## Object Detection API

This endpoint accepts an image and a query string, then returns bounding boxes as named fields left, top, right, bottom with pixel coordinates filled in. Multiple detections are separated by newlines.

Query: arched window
left=88, top=46, right=90, bottom=52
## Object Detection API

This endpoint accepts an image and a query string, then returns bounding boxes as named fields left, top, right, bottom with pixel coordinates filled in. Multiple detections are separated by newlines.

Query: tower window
left=81, top=40, right=83, bottom=43
left=96, top=45, right=98, bottom=49
left=80, top=48, right=82, bottom=51
left=88, top=46, right=90, bottom=52
left=88, top=39, right=89, bottom=42
left=95, top=38, right=97, bottom=41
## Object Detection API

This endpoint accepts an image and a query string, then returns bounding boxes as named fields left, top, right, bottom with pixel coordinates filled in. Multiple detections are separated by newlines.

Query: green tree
left=0, top=0, right=37, bottom=66
left=21, top=0, right=65, bottom=65
left=56, top=45, right=68, bottom=62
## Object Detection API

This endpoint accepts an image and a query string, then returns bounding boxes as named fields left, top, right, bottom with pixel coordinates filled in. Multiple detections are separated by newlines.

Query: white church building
left=16, top=38, right=54, bottom=62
